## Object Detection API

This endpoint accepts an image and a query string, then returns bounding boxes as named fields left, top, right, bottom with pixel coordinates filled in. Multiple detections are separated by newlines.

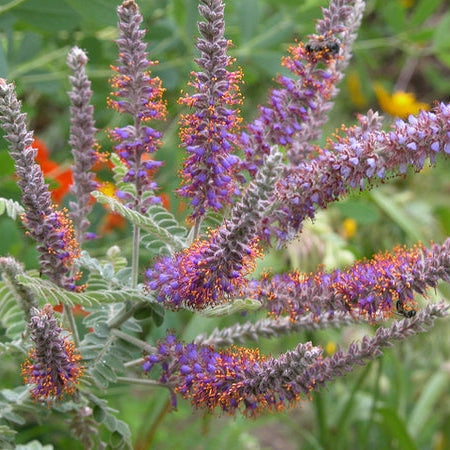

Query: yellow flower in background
left=99, top=181, right=116, bottom=197
left=342, top=218, right=357, bottom=239
left=346, top=70, right=368, bottom=108
left=400, top=0, right=414, bottom=8
left=325, top=341, right=337, bottom=355
left=374, top=83, right=429, bottom=118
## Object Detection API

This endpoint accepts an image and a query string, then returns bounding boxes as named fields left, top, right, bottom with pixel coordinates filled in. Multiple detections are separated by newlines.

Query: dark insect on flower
left=396, top=300, right=417, bottom=318
left=305, top=42, right=340, bottom=56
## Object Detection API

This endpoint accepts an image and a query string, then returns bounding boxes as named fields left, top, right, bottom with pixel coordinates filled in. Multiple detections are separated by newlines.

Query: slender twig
left=64, top=305, right=80, bottom=348
left=110, top=328, right=156, bottom=353
left=116, top=377, right=169, bottom=388
left=107, top=302, right=141, bottom=329
left=124, top=357, right=146, bottom=368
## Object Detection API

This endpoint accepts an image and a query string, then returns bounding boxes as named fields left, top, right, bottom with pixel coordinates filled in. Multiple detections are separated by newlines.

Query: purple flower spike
left=241, top=0, right=366, bottom=169
left=67, top=46, right=101, bottom=244
left=266, top=105, right=450, bottom=243
left=108, top=0, right=167, bottom=214
left=178, top=0, right=243, bottom=218
left=0, top=79, right=82, bottom=291
left=21, top=305, right=84, bottom=401
left=246, top=239, right=450, bottom=321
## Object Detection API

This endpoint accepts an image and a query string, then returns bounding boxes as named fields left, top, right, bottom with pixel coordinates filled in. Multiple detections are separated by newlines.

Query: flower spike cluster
left=245, top=239, right=450, bottom=321
left=0, top=79, right=81, bottom=291
left=21, top=305, right=84, bottom=401
left=67, top=46, right=101, bottom=244
left=178, top=0, right=243, bottom=218
left=143, top=303, right=447, bottom=416
left=108, top=0, right=167, bottom=213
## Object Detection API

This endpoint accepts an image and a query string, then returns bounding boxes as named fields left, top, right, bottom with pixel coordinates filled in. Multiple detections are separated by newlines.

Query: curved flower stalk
left=108, top=0, right=167, bottom=214
left=178, top=0, right=243, bottom=220
left=195, top=311, right=364, bottom=347
left=245, top=238, right=450, bottom=321
left=67, top=46, right=101, bottom=244
left=146, top=147, right=282, bottom=309
left=143, top=302, right=447, bottom=416
left=241, top=0, right=365, bottom=170
left=21, top=305, right=84, bottom=401
left=266, top=104, right=450, bottom=242
left=0, top=80, right=81, bottom=291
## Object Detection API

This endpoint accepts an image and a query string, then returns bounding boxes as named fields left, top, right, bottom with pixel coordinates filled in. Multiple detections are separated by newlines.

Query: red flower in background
left=33, top=138, right=73, bottom=203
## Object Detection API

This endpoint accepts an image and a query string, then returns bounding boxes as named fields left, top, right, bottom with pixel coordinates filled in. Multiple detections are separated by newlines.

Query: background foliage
left=0, top=0, right=449, bottom=448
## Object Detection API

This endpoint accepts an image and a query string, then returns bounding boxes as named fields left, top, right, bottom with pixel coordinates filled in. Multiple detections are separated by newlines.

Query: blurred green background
left=0, top=0, right=449, bottom=448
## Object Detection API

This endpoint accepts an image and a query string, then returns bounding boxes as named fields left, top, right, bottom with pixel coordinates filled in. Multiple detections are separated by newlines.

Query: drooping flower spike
left=245, top=238, right=450, bottom=321
left=266, top=104, right=450, bottom=243
left=143, top=303, right=447, bottom=416
left=0, top=79, right=81, bottom=291
left=108, top=0, right=167, bottom=213
left=21, top=305, right=84, bottom=401
left=178, top=0, right=244, bottom=218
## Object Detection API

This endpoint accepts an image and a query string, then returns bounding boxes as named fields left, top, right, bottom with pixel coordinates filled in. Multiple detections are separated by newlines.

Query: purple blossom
left=21, top=305, right=84, bottom=401
left=178, top=0, right=243, bottom=218
left=108, top=0, right=167, bottom=214
left=145, top=230, right=262, bottom=309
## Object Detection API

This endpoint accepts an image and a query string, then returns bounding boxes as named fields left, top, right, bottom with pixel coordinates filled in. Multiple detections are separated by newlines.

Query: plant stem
left=64, top=305, right=80, bottom=347
left=192, top=216, right=203, bottom=241
left=110, top=328, right=156, bottom=352
left=107, top=302, right=140, bottom=329
left=0, top=0, right=27, bottom=15
left=124, top=357, right=146, bottom=368
left=116, top=376, right=169, bottom=388
left=361, top=359, right=383, bottom=446
left=131, top=224, right=140, bottom=289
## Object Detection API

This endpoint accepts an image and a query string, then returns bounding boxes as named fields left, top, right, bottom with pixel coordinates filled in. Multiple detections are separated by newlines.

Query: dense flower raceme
left=0, top=80, right=81, bottom=291
left=266, top=104, right=450, bottom=242
left=67, top=46, right=102, bottom=243
left=108, top=0, right=167, bottom=213
left=21, top=305, right=84, bottom=401
left=178, top=0, right=243, bottom=218
left=145, top=231, right=262, bottom=309
left=143, top=303, right=447, bottom=416
left=245, top=239, right=450, bottom=321
left=241, top=0, right=365, bottom=170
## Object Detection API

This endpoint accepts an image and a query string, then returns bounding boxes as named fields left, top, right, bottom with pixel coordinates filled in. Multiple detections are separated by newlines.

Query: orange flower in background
left=374, top=83, right=429, bottom=119
left=33, top=138, right=73, bottom=203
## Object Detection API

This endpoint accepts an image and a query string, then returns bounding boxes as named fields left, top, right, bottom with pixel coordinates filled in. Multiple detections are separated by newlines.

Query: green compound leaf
left=16, top=273, right=149, bottom=307
left=0, top=197, right=24, bottom=220
left=0, top=281, right=26, bottom=342
left=92, top=191, right=187, bottom=252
